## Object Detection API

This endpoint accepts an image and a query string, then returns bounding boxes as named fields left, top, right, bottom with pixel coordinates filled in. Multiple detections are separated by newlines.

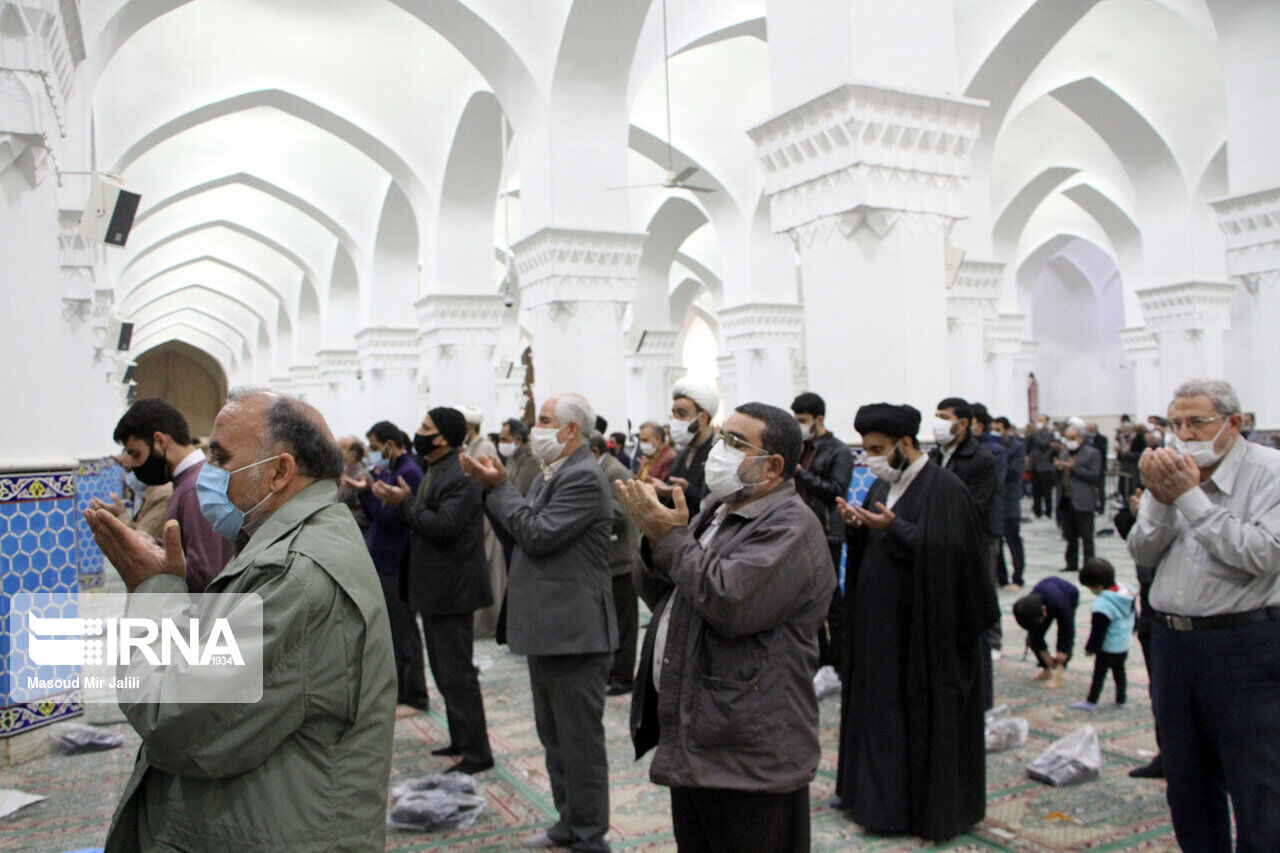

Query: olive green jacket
left=104, top=480, right=397, bottom=852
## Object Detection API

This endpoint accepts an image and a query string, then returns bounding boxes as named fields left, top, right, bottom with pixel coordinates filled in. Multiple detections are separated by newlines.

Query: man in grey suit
left=1055, top=424, right=1103, bottom=573
left=588, top=431, right=643, bottom=696
left=461, top=393, right=617, bottom=852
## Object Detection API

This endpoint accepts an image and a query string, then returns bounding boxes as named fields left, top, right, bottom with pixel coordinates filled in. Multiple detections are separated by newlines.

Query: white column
left=625, top=328, right=679, bottom=429
left=316, top=349, right=361, bottom=436
left=720, top=303, right=805, bottom=409
left=288, top=364, right=323, bottom=407
left=512, top=228, right=644, bottom=426
left=948, top=261, right=1002, bottom=401
left=1212, top=188, right=1280, bottom=425
left=416, top=294, right=505, bottom=425
left=354, top=327, right=421, bottom=434
left=749, top=84, right=984, bottom=432
left=716, top=354, right=739, bottom=413
left=1119, top=328, right=1162, bottom=420
left=494, top=362, right=529, bottom=424
left=1013, top=342, right=1039, bottom=424
left=983, top=312, right=1027, bottom=420
left=1136, top=282, right=1237, bottom=405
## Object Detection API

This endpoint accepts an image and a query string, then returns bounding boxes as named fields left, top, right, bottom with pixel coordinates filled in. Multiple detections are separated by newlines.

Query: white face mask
left=498, top=441, right=517, bottom=458
left=703, top=441, right=767, bottom=502
left=639, top=441, right=657, bottom=457
left=932, top=417, right=958, bottom=447
left=797, top=421, right=814, bottom=442
left=529, top=426, right=567, bottom=465
left=866, top=452, right=901, bottom=483
left=669, top=417, right=697, bottom=448
left=1065, top=439, right=1081, bottom=451
left=1172, top=418, right=1229, bottom=468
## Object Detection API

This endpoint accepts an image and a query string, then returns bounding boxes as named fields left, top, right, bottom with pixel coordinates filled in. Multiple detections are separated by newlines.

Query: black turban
left=429, top=407, right=468, bottom=448
left=854, top=403, right=921, bottom=439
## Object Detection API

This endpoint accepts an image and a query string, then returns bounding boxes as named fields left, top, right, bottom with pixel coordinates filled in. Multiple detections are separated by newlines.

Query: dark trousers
left=1086, top=650, right=1127, bottom=704
left=422, top=611, right=491, bottom=763
left=817, top=541, right=846, bottom=673
left=1031, top=471, right=1055, bottom=517
left=1152, top=620, right=1280, bottom=852
left=997, top=518, right=1025, bottom=586
left=528, top=653, right=611, bottom=851
left=670, top=785, right=810, bottom=853
left=379, top=572, right=428, bottom=709
left=1138, top=627, right=1163, bottom=755
left=609, top=573, right=638, bottom=690
left=1061, top=509, right=1095, bottom=571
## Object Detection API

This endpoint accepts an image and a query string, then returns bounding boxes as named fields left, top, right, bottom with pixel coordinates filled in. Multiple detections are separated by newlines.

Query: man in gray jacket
left=588, top=431, right=643, bottom=695
left=1056, top=424, right=1103, bottom=572
left=461, top=393, right=617, bottom=852
left=618, top=402, right=834, bottom=851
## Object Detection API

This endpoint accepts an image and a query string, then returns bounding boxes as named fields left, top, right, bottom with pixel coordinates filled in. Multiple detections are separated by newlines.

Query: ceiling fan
left=609, top=0, right=714, bottom=194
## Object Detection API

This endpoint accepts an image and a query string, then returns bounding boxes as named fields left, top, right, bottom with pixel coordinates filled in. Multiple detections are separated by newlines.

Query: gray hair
left=1172, top=378, right=1241, bottom=416
left=552, top=393, right=594, bottom=434
left=226, top=387, right=341, bottom=479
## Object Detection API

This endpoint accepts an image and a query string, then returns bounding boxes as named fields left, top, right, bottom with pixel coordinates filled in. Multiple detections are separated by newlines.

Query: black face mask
left=132, top=442, right=171, bottom=486
left=413, top=432, right=440, bottom=458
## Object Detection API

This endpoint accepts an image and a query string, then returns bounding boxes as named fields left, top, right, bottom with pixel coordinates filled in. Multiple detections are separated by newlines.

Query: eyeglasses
left=720, top=432, right=769, bottom=455
left=1167, top=415, right=1225, bottom=433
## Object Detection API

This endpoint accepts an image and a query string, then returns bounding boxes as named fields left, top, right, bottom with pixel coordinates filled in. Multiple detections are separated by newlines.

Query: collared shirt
left=885, top=453, right=929, bottom=509
left=542, top=452, right=571, bottom=479
left=938, top=442, right=958, bottom=469
left=653, top=502, right=731, bottom=692
left=1129, top=437, right=1280, bottom=616
left=171, top=447, right=205, bottom=479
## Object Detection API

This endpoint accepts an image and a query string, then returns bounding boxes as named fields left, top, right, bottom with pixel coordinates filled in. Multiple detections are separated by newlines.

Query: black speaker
left=78, top=174, right=142, bottom=247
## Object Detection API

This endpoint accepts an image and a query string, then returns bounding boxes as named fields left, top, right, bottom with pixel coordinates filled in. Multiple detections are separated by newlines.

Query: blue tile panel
left=74, top=458, right=124, bottom=588
left=0, top=467, right=84, bottom=736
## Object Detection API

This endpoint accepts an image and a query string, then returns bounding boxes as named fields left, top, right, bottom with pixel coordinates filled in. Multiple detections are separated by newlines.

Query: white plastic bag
left=388, top=773, right=486, bottom=832
left=391, top=773, right=476, bottom=800
left=1026, top=724, right=1102, bottom=786
left=984, top=705, right=1029, bottom=753
left=813, top=665, right=841, bottom=702
left=47, top=722, right=124, bottom=755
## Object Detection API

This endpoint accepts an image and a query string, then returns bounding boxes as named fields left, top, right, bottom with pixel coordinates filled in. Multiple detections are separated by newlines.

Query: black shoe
left=447, top=757, right=494, bottom=775
left=1128, top=755, right=1164, bottom=779
left=431, top=745, right=461, bottom=757
left=1060, top=566, right=1078, bottom=572
left=606, top=683, right=632, bottom=696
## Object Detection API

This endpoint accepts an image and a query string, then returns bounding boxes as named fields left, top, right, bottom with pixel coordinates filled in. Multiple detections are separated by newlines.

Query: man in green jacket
left=85, top=390, right=396, bottom=852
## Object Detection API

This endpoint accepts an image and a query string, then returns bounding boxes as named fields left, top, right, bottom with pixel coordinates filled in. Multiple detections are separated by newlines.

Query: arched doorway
left=133, top=340, right=229, bottom=438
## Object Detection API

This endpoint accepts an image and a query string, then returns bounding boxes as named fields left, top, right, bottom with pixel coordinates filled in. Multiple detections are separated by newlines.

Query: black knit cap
left=428, top=407, right=468, bottom=448
left=854, top=403, right=921, bottom=439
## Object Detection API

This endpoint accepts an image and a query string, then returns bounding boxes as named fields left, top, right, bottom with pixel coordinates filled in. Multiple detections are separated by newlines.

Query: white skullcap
left=459, top=405, right=483, bottom=426
left=1067, top=416, right=1086, bottom=429
left=671, top=378, right=720, bottom=415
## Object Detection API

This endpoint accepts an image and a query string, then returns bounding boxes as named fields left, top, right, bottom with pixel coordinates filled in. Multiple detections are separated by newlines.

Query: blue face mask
left=365, top=452, right=386, bottom=470
left=196, top=455, right=281, bottom=541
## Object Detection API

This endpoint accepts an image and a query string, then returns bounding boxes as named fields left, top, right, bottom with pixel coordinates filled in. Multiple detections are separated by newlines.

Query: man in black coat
left=791, top=391, right=854, bottom=671
left=378, top=406, right=494, bottom=774
left=1085, top=423, right=1109, bottom=514
left=993, top=417, right=1027, bottom=588
left=649, top=379, right=720, bottom=516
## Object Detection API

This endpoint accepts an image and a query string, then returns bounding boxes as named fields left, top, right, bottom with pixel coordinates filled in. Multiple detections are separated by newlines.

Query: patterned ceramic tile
left=74, top=458, right=124, bottom=587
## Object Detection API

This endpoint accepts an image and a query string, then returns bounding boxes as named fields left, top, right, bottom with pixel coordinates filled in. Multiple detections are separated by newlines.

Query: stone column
left=494, top=362, right=529, bottom=424
left=749, top=84, right=985, bottom=432
left=354, top=327, right=421, bottom=434
left=315, top=349, right=361, bottom=437
left=983, top=312, right=1027, bottom=420
left=416, top=294, right=506, bottom=425
left=719, top=303, right=805, bottom=409
left=947, top=261, right=1002, bottom=401
left=1118, top=327, right=1162, bottom=420
left=716, top=354, right=739, bottom=412
left=1136, top=282, right=1236, bottom=405
left=287, top=364, right=324, bottom=408
left=1013, top=342, right=1039, bottom=424
left=624, top=329, right=679, bottom=428
left=512, top=228, right=644, bottom=426
left=1212, top=188, right=1280, bottom=425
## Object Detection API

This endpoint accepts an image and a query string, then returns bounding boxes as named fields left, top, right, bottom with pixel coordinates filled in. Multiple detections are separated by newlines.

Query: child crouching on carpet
left=1072, top=558, right=1136, bottom=711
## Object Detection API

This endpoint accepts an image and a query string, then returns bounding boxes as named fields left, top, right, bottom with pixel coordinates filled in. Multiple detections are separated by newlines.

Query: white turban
left=1067, top=415, right=1086, bottom=430
left=459, top=405, right=483, bottom=427
left=671, top=378, right=720, bottom=415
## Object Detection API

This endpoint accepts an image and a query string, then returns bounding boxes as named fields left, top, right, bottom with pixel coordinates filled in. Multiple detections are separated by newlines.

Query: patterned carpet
left=0, top=512, right=1175, bottom=852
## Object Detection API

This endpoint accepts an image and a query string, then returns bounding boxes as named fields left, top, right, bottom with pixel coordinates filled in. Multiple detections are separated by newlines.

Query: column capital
left=354, top=326, right=419, bottom=371
left=512, top=227, right=645, bottom=310
left=624, top=327, right=679, bottom=369
left=719, top=303, right=805, bottom=352
left=789, top=208, right=953, bottom=249
left=1211, top=187, right=1280, bottom=292
left=1013, top=340, right=1039, bottom=369
left=268, top=375, right=294, bottom=394
left=948, top=260, right=1004, bottom=322
left=415, top=293, right=506, bottom=352
left=984, top=313, right=1026, bottom=356
left=1136, top=282, right=1236, bottom=334
left=1118, top=327, right=1159, bottom=363
left=748, top=82, right=985, bottom=234
left=316, top=348, right=359, bottom=380
left=288, top=364, right=323, bottom=395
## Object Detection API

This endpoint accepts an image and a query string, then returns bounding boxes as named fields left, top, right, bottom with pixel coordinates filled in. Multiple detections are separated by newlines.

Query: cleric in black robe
left=834, top=403, right=998, bottom=842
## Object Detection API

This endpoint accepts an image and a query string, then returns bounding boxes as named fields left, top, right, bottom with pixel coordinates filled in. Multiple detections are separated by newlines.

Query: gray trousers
left=528, top=653, right=612, bottom=851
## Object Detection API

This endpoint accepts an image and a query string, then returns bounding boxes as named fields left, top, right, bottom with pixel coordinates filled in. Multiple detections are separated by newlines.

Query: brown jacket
left=127, top=482, right=172, bottom=540
left=631, top=480, right=834, bottom=793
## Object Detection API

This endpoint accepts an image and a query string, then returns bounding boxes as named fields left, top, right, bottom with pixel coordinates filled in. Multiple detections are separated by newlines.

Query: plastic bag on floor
left=388, top=788, right=486, bottom=832
left=1026, top=724, right=1101, bottom=786
left=47, top=723, right=124, bottom=755
left=390, top=772, right=476, bottom=800
left=984, top=704, right=1029, bottom=753
left=813, top=665, right=841, bottom=702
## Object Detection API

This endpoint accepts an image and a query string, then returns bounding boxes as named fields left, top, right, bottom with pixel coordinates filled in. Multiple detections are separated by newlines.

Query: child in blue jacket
left=1072, top=558, right=1136, bottom=711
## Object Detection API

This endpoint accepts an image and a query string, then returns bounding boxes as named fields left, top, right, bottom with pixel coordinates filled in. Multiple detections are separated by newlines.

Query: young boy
left=1072, top=558, right=1137, bottom=711
left=1012, top=576, right=1079, bottom=689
